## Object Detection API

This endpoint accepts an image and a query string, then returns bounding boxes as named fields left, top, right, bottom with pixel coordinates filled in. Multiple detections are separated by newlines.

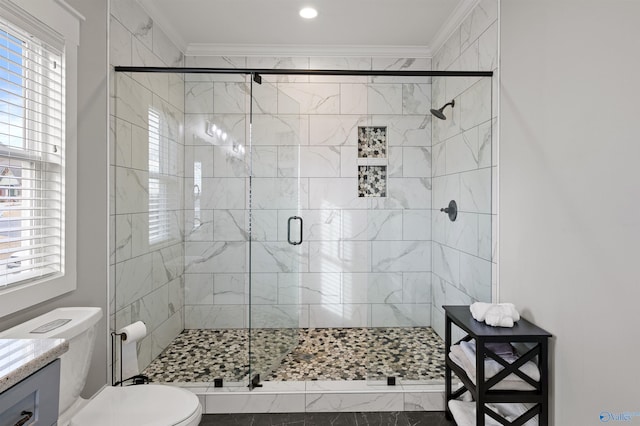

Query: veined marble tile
left=278, top=83, right=340, bottom=114
left=130, top=212, right=150, bottom=257
left=111, top=0, right=153, bottom=50
left=370, top=303, right=430, bottom=327
left=185, top=274, right=213, bottom=305
left=460, top=168, right=491, bottom=214
left=251, top=241, right=309, bottom=273
left=213, top=273, right=245, bottom=305
left=341, top=272, right=402, bottom=304
left=308, top=241, right=370, bottom=273
left=212, top=145, right=248, bottom=177
left=295, top=273, right=342, bottom=304
left=479, top=21, right=498, bottom=72
left=184, top=305, right=245, bottom=329
left=114, top=167, right=148, bottom=214
left=300, top=146, right=341, bottom=178
left=185, top=241, right=246, bottom=274
left=277, top=209, right=341, bottom=242
left=115, top=252, right=153, bottom=311
left=306, top=392, right=403, bottom=413
left=190, top=145, right=214, bottom=178
left=460, top=253, right=491, bottom=302
left=431, top=306, right=445, bottom=340
left=446, top=127, right=479, bottom=175
left=250, top=305, right=299, bottom=329
left=403, top=272, right=431, bottom=304
left=387, top=146, right=402, bottom=178
left=374, top=115, right=430, bottom=147
left=185, top=209, right=214, bottom=242
left=247, top=57, right=310, bottom=82
left=449, top=211, right=479, bottom=257
left=432, top=243, right=460, bottom=286
left=478, top=119, right=492, bottom=169
left=249, top=209, right=278, bottom=241
left=403, top=147, right=431, bottom=177
left=460, top=0, right=499, bottom=51
left=248, top=273, right=278, bottom=304
left=132, top=36, right=164, bottom=69
left=341, top=304, right=370, bottom=327
left=198, top=177, right=245, bottom=210
left=168, top=73, right=185, bottom=112
left=185, top=113, right=246, bottom=147
left=136, top=285, right=169, bottom=331
left=309, top=115, right=366, bottom=146
left=213, top=82, right=248, bottom=114
left=252, top=146, right=277, bottom=177
left=340, top=83, right=367, bottom=114
left=310, top=56, right=371, bottom=70
left=205, top=393, right=305, bottom=414
left=276, top=145, right=298, bottom=178
left=340, top=146, right=358, bottom=178
left=431, top=276, right=446, bottom=316
left=252, top=81, right=278, bottom=114
left=431, top=141, right=446, bottom=177
left=252, top=177, right=309, bottom=210
left=433, top=27, right=461, bottom=71
left=308, top=304, right=345, bottom=328
left=402, top=210, right=431, bottom=241
left=308, top=178, right=366, bottom=210
left=404, top=391, right=445, bottom=411
left=403, top=83, right=431, bottom=115
left=252, top=114, right=309, bottom=146
left=444, top=281, right=472, bottom=306
left=153, top=243, right=184, bottom=287
left=371, top=178, right=431, bottom=210
left=213, top=210, right=247, bottom=242
left=460, top=78, right=492, bottom=132
left=130, top=124, right=149, bottom=172
left=185, top=82, right=213, bottom=114
left=478, top=213, right=492, bottom=261
left=152, top=25, right=183, bottom=68
left=372, top=241, right=431, bottom=272
left=115, top=73, right=152, bottom=129
left=114, top=214, right=132, bottom=262
left=341, top=209, right=402, bottom=241
left=372, top=57, right=431, bottom=71
left=367, top=84, right=402, bottom=115
left=185, top=55, right=247, bottom=69
left=110, top=16, right=131, bottom=67
left=432, top=174, right=460, bottom=213
left=153, top=95, right=183, bottom=142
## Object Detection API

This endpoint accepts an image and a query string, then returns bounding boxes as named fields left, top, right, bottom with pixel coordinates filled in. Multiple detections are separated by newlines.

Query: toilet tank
left=0, top=307, right=102, bottom=416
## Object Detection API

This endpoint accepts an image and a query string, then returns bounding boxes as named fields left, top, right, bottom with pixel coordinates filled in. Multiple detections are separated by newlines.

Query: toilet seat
left=69, top=384, right=202, bottom=426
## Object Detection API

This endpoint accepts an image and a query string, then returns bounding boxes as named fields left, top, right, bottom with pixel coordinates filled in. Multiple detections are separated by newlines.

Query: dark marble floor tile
left=200, top=412, right=452, bottom=426
left=404, top=411, right=456, bottom=426
left=199, top=413, right=306, bottom=425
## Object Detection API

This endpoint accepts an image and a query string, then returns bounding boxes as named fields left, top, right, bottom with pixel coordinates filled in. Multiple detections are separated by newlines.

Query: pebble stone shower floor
left=143, top=327, right=446, bottom=383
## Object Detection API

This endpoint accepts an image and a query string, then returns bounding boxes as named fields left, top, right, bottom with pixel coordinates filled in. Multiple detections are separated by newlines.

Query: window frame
left=0, top=0, right=81, bottom=317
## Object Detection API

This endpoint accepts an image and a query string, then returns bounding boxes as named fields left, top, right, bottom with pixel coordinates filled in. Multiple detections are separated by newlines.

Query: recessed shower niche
left=110, top=66, right=494, bottom=399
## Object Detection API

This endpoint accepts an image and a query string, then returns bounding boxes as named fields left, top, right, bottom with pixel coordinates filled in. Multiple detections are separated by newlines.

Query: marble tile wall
left=430, top=0, right=499, bottom=338
left=182, top=56, right=433, bottom=329
left=109, top=0, right=186, bottom=373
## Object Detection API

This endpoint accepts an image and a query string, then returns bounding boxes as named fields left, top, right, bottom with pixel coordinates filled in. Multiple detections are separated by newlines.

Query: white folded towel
left=470, top=302, right=520, bottom=327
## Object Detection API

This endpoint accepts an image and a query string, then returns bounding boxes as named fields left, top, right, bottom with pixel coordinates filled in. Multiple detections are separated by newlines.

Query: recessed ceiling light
left=299, top=7, right=318, bottom=19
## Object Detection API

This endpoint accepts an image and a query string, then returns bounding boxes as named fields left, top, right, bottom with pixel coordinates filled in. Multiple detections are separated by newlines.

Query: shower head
left=430, top=99, right=455, bottom=120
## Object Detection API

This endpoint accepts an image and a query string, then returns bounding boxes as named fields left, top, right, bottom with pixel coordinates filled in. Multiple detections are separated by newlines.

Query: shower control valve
left=440, top=200, right=458, bottom=222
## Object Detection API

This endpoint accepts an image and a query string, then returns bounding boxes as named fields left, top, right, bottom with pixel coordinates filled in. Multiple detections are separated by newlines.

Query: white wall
left=500, top=1, right=640, bottom=424
left=0, top=0, right=109, bottom=397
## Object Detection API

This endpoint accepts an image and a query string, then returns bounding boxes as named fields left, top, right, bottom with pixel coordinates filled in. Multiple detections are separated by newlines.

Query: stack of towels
left=470, top=302, right=520, bottom=327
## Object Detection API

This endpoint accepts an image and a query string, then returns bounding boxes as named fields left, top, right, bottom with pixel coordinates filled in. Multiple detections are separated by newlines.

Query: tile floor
left=144, top=327, right=446, bottom=383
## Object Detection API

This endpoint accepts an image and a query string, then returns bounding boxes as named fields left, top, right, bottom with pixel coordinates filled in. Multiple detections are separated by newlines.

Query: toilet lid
left=69, top=385, right=201, bottom=426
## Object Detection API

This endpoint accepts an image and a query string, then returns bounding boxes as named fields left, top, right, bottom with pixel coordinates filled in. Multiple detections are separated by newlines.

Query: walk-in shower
left=110, top=66, right=494, bottom=392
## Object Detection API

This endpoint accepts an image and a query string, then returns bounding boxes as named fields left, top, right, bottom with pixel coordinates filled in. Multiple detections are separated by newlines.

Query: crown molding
left=136, top=0, right=187, bottom=53
left=185, top=43, right=432, bottom=58
left=430, top=0, right=480, bottom=57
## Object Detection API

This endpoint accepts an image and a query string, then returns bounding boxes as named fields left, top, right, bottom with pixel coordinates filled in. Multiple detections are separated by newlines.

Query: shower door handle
left=287, top=216, right=303, bottom=245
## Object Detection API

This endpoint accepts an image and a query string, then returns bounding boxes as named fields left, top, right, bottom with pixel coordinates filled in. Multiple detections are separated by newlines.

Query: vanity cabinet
left=443, top=305, right=551, bottom=426
left=0, top=359, right=60, bottom=426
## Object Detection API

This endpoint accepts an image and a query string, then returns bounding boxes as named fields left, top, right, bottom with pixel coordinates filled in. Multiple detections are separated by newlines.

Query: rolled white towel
left=470, top=302, right=520, bottom=323
left=485, top=306, right=515, bottom=328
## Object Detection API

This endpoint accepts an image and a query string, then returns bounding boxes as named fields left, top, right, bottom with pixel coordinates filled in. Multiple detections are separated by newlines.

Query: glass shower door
left=248, top=74, right=304, bottom=386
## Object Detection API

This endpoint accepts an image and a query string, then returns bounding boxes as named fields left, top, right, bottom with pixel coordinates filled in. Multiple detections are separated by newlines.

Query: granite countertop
left=0, top=338, right=68, bottom=393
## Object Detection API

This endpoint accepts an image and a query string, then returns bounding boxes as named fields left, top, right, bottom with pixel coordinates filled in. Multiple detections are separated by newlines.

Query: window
left=0, top=18, right=65, bottom=288
left=0, top=0, right=80, bottom=317
left=148, top=108, right=179, bottom=245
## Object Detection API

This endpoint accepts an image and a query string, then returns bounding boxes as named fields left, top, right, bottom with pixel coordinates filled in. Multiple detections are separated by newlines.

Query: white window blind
left=0, top=17, right=65, bottom=288
left=148, top=108, right=178, bottom=245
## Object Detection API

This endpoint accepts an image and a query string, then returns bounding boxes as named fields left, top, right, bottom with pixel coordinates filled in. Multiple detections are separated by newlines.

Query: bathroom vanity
left=0, top=338, right=68, bottom=426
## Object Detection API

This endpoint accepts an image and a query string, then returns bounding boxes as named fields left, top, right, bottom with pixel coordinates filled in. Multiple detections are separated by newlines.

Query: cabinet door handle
left=14, top=411, right=33, bottom=426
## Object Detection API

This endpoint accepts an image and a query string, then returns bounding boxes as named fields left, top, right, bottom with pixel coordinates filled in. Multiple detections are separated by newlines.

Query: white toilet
left=0, top=307, right=202, bottom=426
